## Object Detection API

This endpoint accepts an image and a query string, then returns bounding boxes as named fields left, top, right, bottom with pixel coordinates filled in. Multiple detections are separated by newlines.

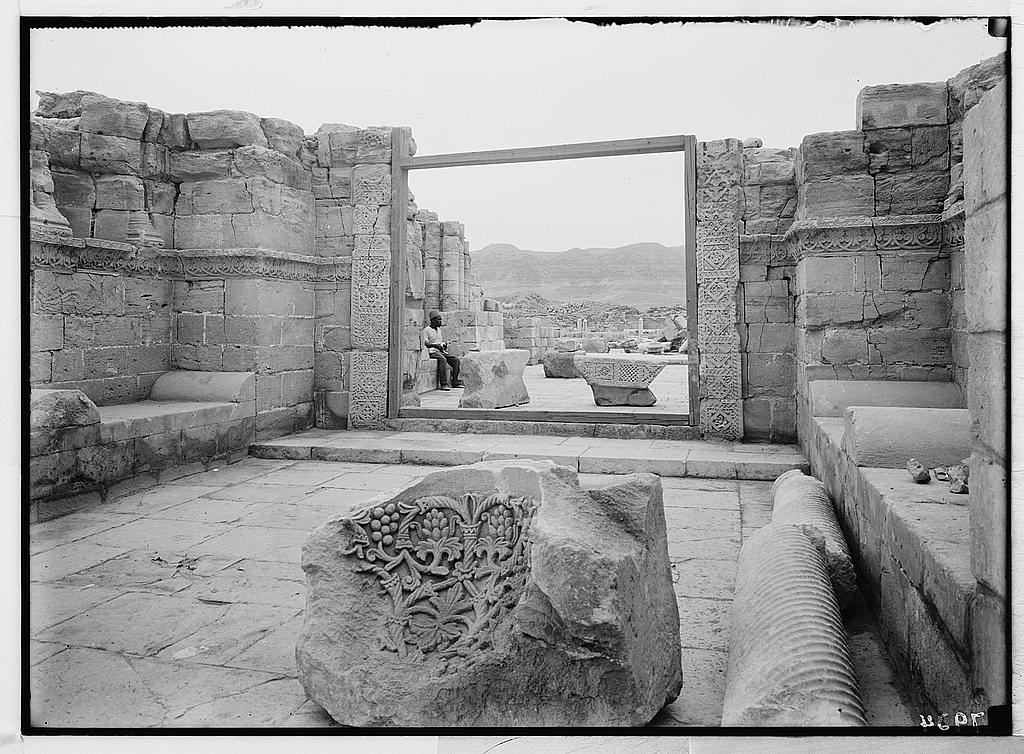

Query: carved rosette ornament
left=695, top=139, right=744, bottom=440
left=343, top=491, right=536, bottom=660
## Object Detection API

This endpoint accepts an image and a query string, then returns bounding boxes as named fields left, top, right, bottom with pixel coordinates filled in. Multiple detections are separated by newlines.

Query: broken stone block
left=541, top=350, right=580, bottom=379
left=260, top=117, right=304, bottom=156
left=296, top=460, right=683, bottom=726
left=186, top=110, right=268, bottom=150
left=907, top=458, right=931, bottom=483
left=856, top=82, right=948, bottom=130
left=949, top=459, right=970, bottom=494
left=78, top=92, right=150, bottom=140
left=458, top=349, right=530, bottom=409
left=232, top=145, right=310, bottom=191
left=31, top=388, right=100, bottom=430
left=158, top=113, right=191, bottom=150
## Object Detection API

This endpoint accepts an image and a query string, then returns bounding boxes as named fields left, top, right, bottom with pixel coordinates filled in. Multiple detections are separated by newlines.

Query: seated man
left=422, top=310, right=463, bottom=391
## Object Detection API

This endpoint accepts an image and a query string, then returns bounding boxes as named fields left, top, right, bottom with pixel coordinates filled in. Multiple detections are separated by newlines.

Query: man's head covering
left=428, top=310, right=441, bottom=321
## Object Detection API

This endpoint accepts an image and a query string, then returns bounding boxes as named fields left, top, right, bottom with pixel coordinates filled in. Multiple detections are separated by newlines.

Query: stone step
left=250, top=429, right=809, bottom=481
left=389, top=417, right=701, bottom=441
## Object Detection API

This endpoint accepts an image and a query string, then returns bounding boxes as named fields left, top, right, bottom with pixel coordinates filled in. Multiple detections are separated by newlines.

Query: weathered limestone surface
left=31, top=388, right=100, bottom=431
left=807, top=379, right=965, bottom=418
left=722, top=522, right=865, bottom=726
left=842, top=406, right=971, bottom=469
left=186, top=110, right=269, bottom=150
left=770, top=470, right=856, bottom=608
left=541, top=350, right=580, bottom=379
left=856, top=82, right=948, bottom=130
left=296, top=461, right=683, bottom=726
left=963, top=80, right=1008, bottom=710
left=458, top=349, right=530, bottom=409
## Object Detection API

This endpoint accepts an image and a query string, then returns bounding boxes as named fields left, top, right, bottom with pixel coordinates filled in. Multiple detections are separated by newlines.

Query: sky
left=29, top=19, right=1005, bottom=251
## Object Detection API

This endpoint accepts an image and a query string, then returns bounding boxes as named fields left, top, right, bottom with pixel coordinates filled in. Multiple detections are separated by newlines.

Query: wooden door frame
left=387, top=132, right=700, bottom=424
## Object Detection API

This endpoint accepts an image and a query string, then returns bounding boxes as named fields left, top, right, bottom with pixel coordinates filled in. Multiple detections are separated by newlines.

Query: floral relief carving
left=344, top=491, right=535, bottom=660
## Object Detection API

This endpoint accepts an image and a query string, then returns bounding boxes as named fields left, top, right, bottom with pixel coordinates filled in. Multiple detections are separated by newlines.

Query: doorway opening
left=386, top=133, right=699, bottom=426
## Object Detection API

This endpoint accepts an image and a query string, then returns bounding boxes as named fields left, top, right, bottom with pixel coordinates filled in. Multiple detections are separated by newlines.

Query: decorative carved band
left=784, top=214, right=956, bottom=260
left=349, top=349, right=389, bottom=429
left=29, top=233, right=352, bottom=282
left=695, top=139, right=744, bottom=441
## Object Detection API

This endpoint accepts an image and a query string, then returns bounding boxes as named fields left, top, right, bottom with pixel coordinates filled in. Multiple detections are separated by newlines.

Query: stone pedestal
left=458, top=349, right=530, bottom=409
left=576, top=356, right=666, bottom=407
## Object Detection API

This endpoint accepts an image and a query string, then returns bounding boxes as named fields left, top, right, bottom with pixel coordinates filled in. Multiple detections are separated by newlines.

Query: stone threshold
left=389, top=416, right=702, bottom=441
left=250, top=429, right=809, bottom=480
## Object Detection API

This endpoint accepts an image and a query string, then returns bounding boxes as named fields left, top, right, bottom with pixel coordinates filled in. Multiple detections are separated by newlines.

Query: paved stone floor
left=29, top=455, right=913, bottom=728
left=418, top=361, right=691, bottom=415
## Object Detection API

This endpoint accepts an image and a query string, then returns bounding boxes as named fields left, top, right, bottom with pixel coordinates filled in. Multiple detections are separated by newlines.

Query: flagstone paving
left=28, top=455, right=914, bottom=728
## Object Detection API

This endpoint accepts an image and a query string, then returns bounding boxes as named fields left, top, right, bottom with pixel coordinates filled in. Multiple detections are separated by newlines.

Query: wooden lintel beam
left=402, top=135, right=691, bottom=170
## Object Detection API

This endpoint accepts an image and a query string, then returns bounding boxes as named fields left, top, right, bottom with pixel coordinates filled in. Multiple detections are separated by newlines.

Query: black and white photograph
left=15, top=3, right=1017, bottom=749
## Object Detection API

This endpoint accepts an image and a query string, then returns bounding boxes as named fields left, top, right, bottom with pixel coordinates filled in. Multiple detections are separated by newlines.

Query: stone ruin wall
left=29, top=52, right=1004, bottom=442
left=28, top=91, right=490, bottom=436
left=787, top=54, right=1004, bottom=436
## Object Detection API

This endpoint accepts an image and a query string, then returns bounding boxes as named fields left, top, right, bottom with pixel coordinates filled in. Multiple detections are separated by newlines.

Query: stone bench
left=808, top=379, right=965, bottom=417
left=415, top=347, right=439, bottom=394
left=458, top=349, right=530, bottom=409
left=800, top=407, right=977, bottom=713
left=842, top=406, right=971, bottom=468
left=29, top=370, right=256, bottom=521
left=576, top=355, right=666, bottom=406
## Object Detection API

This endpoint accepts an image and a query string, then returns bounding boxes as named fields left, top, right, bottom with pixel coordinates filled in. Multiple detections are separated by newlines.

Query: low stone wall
left=30, top=374, right=256, bottom=520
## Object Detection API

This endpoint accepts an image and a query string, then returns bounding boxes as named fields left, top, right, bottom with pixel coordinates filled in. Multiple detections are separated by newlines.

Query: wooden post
left=387, top=128, right=410, bottom=419
left=684, top=135, right=700, bottom=426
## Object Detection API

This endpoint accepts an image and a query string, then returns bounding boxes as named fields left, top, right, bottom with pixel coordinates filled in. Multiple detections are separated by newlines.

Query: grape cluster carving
left=343, top=491, right=535, bottom=660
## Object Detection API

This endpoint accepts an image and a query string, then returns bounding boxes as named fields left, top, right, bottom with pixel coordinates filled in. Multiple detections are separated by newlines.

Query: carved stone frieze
left=695, top=139, right=744, bottom=440
left=785, top=214, right=948, bottom=260
left=343, top=490, right=535, bottom=658
left=350, top=246, right=391, bottom=350
left=348, top=349, right=389, bottom=429
left=700, top=398, right=744, bottom=439
left=699, top=352, right=743, bottom=399
left=29, top=232, right=352, bottom=282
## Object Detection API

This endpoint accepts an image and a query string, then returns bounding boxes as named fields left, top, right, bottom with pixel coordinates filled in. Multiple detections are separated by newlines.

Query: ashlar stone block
left=51, top=170, right=96, bottom=209
left=78, top=92, right=150, bottom=140
left=94, top=175, right=145, bottom=211
left=798, top=131, right=868, bottom=180
left=79, top=132, right=143, bottom=175
left=856, top=82, right=948, bottom=129
left=186, top=110, right=268, bottom=150
left=798, top=176, right=874, bottom=219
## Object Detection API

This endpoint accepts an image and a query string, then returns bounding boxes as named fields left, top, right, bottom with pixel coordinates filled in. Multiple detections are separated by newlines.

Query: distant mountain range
left=470, top=242, right=687, bottom=308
